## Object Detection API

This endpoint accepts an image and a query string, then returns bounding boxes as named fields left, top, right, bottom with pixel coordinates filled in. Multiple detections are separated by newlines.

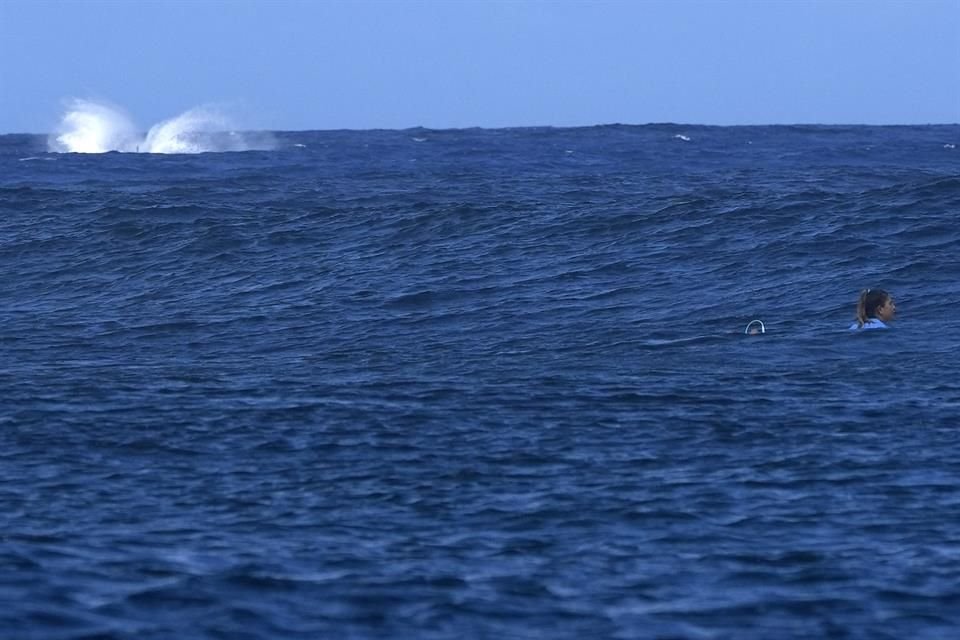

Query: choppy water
left=2, top=125, right=960, bottom=639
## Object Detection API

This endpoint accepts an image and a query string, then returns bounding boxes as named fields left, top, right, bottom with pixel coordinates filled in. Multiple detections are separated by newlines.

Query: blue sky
left=1, top=0, right=958, bottom=133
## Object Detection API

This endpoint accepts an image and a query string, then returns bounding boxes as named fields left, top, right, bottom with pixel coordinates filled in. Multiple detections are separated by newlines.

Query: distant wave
left=48, top=99, right=276, bottom=154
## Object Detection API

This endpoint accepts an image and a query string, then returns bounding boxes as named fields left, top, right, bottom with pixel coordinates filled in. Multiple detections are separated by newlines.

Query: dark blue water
left=2, top=125, right=959, bottom=639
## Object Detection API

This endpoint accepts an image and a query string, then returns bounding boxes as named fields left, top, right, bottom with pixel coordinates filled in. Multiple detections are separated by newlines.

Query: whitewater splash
left=48, top=99, right=275, bottom=154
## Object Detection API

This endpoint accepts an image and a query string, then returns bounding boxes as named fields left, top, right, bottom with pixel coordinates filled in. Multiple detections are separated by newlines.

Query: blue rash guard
left=849, top=318, right=889, bottom=331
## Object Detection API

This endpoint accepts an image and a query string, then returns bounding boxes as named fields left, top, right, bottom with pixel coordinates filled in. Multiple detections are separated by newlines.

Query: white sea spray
left=49, top=99, right=275, bottom=154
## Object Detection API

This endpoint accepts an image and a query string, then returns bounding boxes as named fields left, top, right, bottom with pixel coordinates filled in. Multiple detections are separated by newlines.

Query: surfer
left=850, top=288, right=895, bottom=331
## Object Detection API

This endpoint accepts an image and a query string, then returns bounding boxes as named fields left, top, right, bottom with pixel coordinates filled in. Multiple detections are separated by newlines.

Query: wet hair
left=856, top=288, right=890, bottom=327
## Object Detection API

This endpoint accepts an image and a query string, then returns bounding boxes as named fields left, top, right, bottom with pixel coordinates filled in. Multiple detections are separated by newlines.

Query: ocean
left=1, top=123, right=959, bottom=639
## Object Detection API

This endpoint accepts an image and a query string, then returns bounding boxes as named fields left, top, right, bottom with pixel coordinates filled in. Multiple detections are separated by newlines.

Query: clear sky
left=1, top=0, right=958, bottom=133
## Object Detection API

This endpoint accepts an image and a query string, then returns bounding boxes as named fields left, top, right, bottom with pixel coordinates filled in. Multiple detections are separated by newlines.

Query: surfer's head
left=856, top=288, right=895, bottom=326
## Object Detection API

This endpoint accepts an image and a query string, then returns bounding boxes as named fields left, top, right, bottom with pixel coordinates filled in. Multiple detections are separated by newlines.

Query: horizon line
left=3, top=121, right=959, bottom=136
